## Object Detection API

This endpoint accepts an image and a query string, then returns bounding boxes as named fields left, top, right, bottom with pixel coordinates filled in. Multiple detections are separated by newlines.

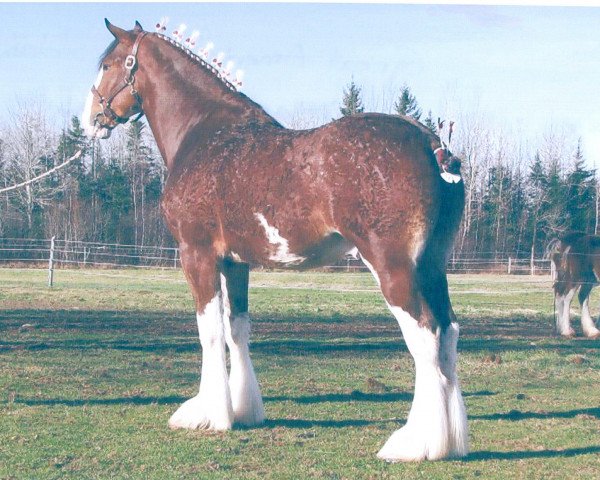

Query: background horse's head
left=82, top=20, right=146, bottom=139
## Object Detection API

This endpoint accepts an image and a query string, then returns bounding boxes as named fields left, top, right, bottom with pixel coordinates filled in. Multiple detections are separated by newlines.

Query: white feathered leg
left=556, top=288, right=576, bottom=337
left=439, top=322, right=469, bottom=457
left=221, top=272, right=264, bottom=426
left=378, top=306, right=451, bottom=462
left=226, top=312, right=265, bottom=426
left=580, top=292, right=600, bottom=338
left=168, top=294, right=234, bottom=430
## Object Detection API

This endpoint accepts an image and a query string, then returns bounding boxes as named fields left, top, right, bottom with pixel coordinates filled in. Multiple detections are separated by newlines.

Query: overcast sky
left=1, top=2, right=599, bottom=165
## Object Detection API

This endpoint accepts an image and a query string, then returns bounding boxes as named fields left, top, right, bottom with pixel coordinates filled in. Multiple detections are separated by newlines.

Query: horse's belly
left=230, top=231, right=355, bottom=270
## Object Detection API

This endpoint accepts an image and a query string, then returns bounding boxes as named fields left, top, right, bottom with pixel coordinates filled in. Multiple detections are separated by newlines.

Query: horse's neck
left=140, top=39, right=279, bottom=170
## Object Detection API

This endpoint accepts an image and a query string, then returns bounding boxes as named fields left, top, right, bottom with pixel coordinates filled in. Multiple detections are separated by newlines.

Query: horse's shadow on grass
left=262, top=418, right=383, bottom=428
left=4, top=334, right=598, bottom=356
left=12, top=389, right=495, bottom=408
left=2, top=308, right=600, bottom=356
left=465, top=445, right=600, bottom=461
left=471, top=406, right=600, bottom=421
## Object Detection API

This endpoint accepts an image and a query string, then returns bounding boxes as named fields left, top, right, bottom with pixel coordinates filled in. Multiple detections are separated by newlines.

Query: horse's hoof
left=560, top=329, right=576, bottom=338
left=168, top=395, right=233, bottom=431
left=377, top=425, right=450, bottom=462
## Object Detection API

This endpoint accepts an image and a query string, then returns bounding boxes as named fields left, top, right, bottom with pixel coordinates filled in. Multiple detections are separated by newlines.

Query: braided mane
left=153, top=32, right=239, bottom=92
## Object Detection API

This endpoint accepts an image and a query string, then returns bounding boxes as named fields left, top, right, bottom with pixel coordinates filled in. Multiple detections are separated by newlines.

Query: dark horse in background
left=82, top=20, right=467, bottom=461
left=549, top=232, right=600, bottom=338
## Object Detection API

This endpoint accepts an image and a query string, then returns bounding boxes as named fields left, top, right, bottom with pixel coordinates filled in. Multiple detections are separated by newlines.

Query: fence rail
left=0, top=237, right=180, bottom=270
left=0, top=237, right=553, bottom=275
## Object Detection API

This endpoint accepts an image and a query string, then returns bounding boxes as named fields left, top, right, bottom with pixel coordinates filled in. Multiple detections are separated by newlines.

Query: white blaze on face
left=82, top=69, right=111, bottom=139
left=254, top=213, right=306, bottom=265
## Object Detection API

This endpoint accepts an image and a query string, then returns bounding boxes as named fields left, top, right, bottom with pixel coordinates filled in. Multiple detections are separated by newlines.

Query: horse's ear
left=105, top=18, right=132, bottom=43
left=134, top=21, right=144, bottom=33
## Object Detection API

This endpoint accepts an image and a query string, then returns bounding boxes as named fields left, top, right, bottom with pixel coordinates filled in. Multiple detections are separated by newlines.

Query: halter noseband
left=92, top=31, right=147, bottom=127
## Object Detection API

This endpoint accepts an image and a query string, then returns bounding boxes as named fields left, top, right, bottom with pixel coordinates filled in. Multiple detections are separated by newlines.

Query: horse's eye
left=102, top=64, right=109, bottom=71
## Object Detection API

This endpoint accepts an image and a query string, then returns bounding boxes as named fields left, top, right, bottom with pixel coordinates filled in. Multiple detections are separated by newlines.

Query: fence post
left=508, top=257, right=512, bottom=275
left=173, top=248, right=179, bottom=268
left=48, top=236, right=55, bottom=287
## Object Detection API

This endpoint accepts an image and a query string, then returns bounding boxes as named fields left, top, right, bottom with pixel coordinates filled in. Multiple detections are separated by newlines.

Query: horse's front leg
left=168, top=247, right=233, bottom=430
left=555, top=285, right=577, bottom=337
left=221, top=259, right=265, bottom=426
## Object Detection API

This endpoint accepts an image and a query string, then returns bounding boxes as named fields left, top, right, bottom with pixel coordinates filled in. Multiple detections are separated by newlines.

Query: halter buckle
left=124, top=55, right=136, bottom=70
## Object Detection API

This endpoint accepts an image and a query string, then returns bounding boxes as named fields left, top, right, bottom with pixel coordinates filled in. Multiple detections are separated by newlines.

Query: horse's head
left=82, top=20, right=147, bottom=139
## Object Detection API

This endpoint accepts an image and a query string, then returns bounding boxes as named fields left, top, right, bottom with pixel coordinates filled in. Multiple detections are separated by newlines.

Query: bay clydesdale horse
left=82, top=20, right=467, bottom=462
left=549, top=232, right=600, bottom=338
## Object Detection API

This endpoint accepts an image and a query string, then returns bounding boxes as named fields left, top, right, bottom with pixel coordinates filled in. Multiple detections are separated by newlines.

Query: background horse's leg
left=578, top=284, right=600, bottom=338
left=222, top=259, right=265, bottom=426
left=168, top=248, right=233, bottom=430
left=555, top=285, right=577, bottom=337
left=360, top=248, right=466, bottom=462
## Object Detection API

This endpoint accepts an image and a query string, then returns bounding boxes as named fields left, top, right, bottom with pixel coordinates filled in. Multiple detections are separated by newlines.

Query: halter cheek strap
left=92, top=31, right=147, bottom=126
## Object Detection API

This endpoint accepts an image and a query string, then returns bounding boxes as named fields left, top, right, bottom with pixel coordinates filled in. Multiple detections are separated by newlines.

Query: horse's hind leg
left=362, top=249, right=467, bottom=462
left=578, top=284, right=600, bottom=339
left=439, top=313, right=469, bottom=457
left=555, top=283, right=577, bottom=337
left=168, top=247, right=233, bottom=430
left=221, top=259, right=265, bottom=426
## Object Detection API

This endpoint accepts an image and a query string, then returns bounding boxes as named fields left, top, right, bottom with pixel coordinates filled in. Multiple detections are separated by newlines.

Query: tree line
left=0, top=107, right=169, bottom=247
left=340, top=81, right=598, bottom=261
left=0, top=90, right=597, bottom=261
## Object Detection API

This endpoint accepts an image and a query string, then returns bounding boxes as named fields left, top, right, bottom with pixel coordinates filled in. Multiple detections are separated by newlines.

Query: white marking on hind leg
left=580, top=292, right=600, bottom=338
left=168, top=294, right=233, bottom=430
left=439, top=322, right=469, bottom=457
left=378, top=305, right=451, bottom=462
left=556, top=288, right=576, bottom=337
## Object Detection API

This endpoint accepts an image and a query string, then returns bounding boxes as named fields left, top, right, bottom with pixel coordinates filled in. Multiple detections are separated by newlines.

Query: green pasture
left=0, top=268, right=599, bottom=479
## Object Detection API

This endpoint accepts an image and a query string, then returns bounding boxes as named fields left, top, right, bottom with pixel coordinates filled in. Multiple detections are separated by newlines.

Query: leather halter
left=91, top=32, right=147, bottom=126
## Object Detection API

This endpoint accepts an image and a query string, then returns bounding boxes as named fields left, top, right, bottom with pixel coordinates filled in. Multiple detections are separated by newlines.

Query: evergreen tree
left=339, top=80, right=364, bottom=116
left=394, top=84, right=422, bottom=120
left=56, top=116, right=87, bottom=162
left=423, top=110, right=436, bottom=133
left=97, top=157, right=133, bottom=244
left=55, top=116, right=89, bottom=186
left=564, top=140, right=595, bottom=232
left=526, top=151, right=567, bottom=265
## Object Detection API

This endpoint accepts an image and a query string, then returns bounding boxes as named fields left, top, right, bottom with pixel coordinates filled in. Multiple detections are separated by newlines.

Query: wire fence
left=0, top=237, right=554, bottom=276
left=0, top=237, right=180, bottom=270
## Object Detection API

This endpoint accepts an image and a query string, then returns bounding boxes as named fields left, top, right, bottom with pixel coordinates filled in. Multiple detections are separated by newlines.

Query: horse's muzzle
left=93, top=112, right=116, bottom=138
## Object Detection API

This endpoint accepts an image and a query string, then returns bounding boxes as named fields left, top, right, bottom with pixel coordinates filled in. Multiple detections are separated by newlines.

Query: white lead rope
left=0, top=149, right=84, bottom=194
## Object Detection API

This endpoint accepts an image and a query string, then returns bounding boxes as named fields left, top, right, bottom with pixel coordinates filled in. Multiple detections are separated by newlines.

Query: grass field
left=1, top=268, right=599, bottom=479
